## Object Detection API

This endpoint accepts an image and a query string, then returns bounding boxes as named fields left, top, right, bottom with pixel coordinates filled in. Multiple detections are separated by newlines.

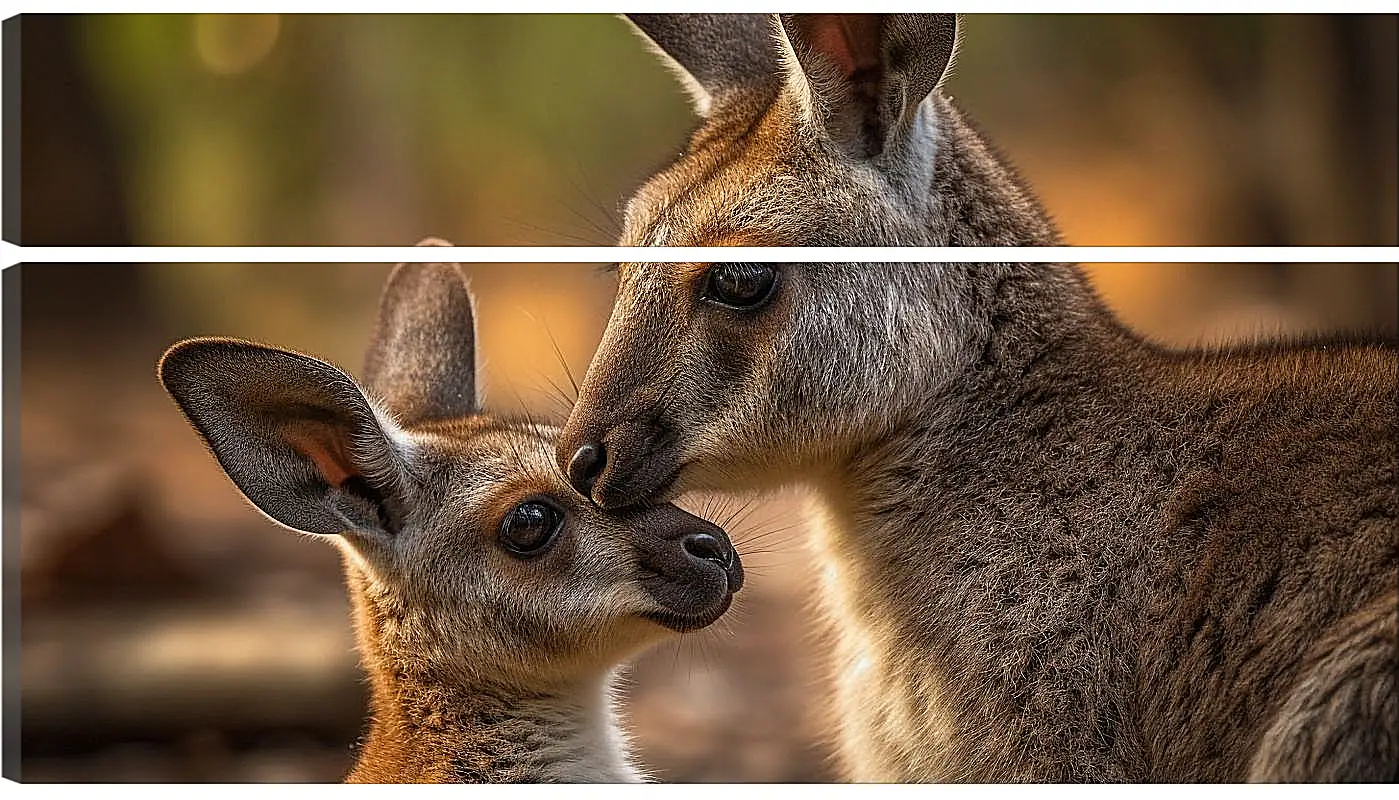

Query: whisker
left=519, top=307, right=582, bottom=403
left=735, top=545, right=798, bottom=558
left=536, top=373, right=577, bottom=414
left=734, top=524, right=803, bottom=548
left=556, top=135, right=624, bottom=238
left=735, top=564, right=776, bottom=577
left=718, top=497, right=758, bottom=530
left=555, top=194, right=619, bottom=246
left=497, top=215, right=608, bottom=247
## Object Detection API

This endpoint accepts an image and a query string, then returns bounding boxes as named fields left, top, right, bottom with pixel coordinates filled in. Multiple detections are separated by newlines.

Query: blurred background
left=15, top=262, right=1399, bottom=782
left=17, top=13, right=1399, bottom=247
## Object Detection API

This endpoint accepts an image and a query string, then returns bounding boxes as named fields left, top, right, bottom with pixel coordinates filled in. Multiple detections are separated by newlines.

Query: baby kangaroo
left=561, top=262, right=1397, bottom=782
left=159, top=253, right=743, bottom=783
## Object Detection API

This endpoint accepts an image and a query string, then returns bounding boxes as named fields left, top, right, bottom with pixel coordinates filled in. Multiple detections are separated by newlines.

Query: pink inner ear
left=283, top=421, right=359, bottom=487
left=802, top=14, right=883, bottom=78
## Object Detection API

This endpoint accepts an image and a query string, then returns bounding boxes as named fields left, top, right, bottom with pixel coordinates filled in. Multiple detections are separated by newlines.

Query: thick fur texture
left=558, top=14, right=1399, bottom=782
left=616, top=16, right=1057, bottom=249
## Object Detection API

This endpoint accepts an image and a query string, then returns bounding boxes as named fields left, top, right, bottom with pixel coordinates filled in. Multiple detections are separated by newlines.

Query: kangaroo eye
left=704, top=264, right=779, bottom=309
left=499, top=500, right=564, bottom=557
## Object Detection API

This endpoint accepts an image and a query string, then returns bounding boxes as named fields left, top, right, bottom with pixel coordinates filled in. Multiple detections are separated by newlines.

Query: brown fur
left=617, top=16, right=1057, bottom=250
left=560, top=20, right=1396, bottom=780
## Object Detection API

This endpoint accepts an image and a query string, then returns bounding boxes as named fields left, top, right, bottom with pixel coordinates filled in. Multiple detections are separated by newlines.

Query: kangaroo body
left=801, top=269, right=1397, bottom=781
left=557, top=15, right=1399, bottom=782
left=161, top=246, right=743, bottom=783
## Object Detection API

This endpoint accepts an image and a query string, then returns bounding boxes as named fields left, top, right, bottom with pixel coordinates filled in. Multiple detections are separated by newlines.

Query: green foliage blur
left=74, top=14, right=690, bottom=246
left=20, top=14, right=1399, bottom=247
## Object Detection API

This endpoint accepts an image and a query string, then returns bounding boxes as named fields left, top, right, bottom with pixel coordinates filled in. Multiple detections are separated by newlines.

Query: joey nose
left=682, top=532, right=731, bottom=569
left=681, top=530, right=743, bottom=592
left=567, top=441, right=607, bottom=499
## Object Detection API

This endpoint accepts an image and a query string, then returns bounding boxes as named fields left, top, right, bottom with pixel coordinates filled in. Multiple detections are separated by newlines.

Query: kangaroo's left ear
left=363, top=239, right=481, bottom=426
left=159, top=338, right=411, bottom=540
left=778, top=14, right=959, bottom=159
left=624, top=13, right=779, bottom=116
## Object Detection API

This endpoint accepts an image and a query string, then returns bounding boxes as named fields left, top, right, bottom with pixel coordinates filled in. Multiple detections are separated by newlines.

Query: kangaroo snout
left=682, top=530, right=736, bottom=575
left=559, top=416, right=681, bottom=510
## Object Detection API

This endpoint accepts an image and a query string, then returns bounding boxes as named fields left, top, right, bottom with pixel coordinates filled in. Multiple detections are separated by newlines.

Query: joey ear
left=363, top=240, right=480, bottom=426
left=778, top=13, right=959, bottom=159
left=159, top=338, right=409, bottom=539
left=624, top=14, right=779, bottom=116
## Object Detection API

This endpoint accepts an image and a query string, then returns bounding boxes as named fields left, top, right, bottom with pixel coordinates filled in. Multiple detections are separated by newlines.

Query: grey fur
left=614, top=13, right=1056, bottom=250
left=778, top=14, right=958, bottom=158
left=362, top=238, right=481, bottom=425
left=159, top=339, right=405, bottom=539
left=624, top=14, right=778, bottom=115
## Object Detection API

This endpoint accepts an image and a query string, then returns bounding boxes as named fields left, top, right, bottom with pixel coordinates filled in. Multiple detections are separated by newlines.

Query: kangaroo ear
left=159, top=339, right=410, bottom=539
left=362, top=239, right=480, bottom=426
left=624, top=14, right=779, bottom=116
left=778, top=13, right=959, bottom=159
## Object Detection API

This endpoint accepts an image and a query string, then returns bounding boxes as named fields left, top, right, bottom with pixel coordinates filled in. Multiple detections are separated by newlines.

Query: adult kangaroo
left=555, top=13, right=1399, bottom=782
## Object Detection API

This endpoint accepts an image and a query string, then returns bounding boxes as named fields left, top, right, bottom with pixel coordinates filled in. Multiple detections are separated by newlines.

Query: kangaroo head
left=618, top=14, right=1054, bottom=247
left=160, top=252, right=743, bottom=690
left=557, top=263, right=1013, bottom=509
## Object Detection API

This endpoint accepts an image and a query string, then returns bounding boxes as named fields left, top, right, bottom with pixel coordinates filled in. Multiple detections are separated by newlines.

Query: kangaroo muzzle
left=566, top=440, right=607, bottom=497
left=559, top=416, right=683, bottom=510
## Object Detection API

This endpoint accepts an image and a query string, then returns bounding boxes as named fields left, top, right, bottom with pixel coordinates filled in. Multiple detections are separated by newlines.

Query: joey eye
left=703, top=264, right=778, bottom=309
left=498, top=500, right=564, bottom=558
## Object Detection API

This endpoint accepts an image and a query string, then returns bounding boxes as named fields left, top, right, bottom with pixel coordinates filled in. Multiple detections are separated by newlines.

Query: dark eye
left=703, top=264, right=778, bottom=309
left=498, top=500, right=564, bottom=557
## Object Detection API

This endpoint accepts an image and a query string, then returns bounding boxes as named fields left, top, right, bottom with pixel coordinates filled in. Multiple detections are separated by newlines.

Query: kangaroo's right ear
left=363, top=240, right=480, bottom=426
left=778, top=14, right=960, bottom=159
left=624, top=14, right=779, bottom=115
left=159, top=339, right=410, bottom=539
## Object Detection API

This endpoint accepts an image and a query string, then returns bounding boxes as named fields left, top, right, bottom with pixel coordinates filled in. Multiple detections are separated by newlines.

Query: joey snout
left=630, top=505, right=743, bottom=632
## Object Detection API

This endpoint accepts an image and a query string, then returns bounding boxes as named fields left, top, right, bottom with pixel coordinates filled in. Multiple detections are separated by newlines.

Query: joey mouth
left=643, top=594, right=735, bottom=634
left=631, top=506, right=744, bottom=633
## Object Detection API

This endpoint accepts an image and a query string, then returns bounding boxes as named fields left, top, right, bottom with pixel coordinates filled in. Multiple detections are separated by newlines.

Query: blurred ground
left=15, top=263, right=1399, bottom=782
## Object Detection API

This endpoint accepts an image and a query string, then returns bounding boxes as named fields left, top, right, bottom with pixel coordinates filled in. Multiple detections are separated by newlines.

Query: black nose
left=682, top=532, right=732, bottom=569
left=567, top=441, right=607, bottom=498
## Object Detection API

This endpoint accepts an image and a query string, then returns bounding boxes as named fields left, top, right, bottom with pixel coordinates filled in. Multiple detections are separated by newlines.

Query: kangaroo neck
left=809, top=261, right=1141, bottom=606
left=346, top=664, right=637, bottom=783
left=803, top=264, right=1143, bottom=780
left=859, top=262, right=1133, bottom=445
left=341, top=569, right=638, bottom=784
left=925, top=96, right=1063, bottom=247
